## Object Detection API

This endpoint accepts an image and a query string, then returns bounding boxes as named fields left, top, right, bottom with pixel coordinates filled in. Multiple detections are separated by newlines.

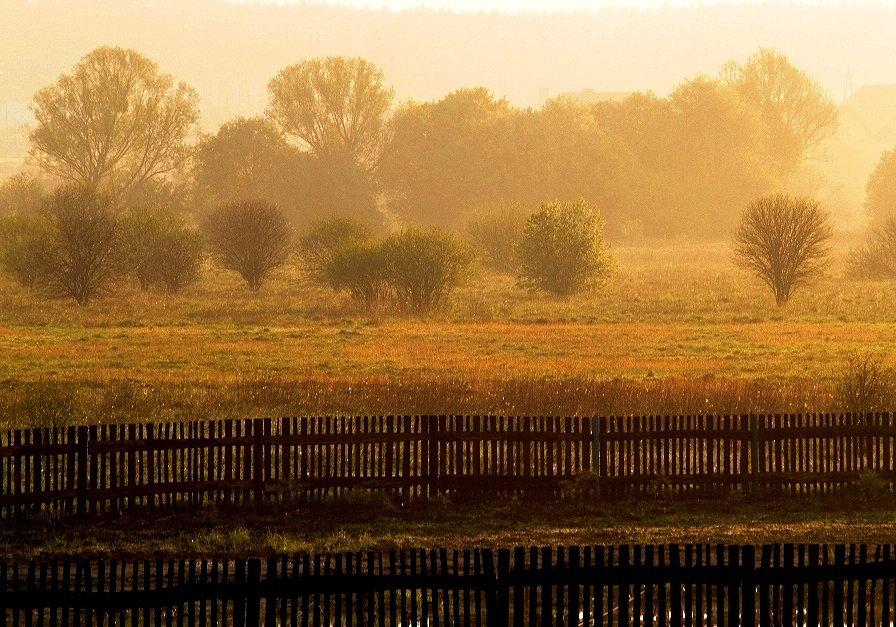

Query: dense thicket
left=378, top=59, right=831, bottom=239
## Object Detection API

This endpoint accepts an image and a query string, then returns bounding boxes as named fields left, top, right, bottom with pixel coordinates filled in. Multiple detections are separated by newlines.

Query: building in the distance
left=557, top=88, right=631, bottom=105
left=822, top=85, right=896, bottom=228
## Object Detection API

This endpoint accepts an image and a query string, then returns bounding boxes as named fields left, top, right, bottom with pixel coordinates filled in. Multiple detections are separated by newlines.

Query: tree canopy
left=193, top=117, right=299, bottom=207
left=721, top=47, right=838, bottom=177
left=733, top=193, right=832, bottom=306
left=266, top=57, right=393, bottom=170
left=193, top=115, right=382, bottom=230
left=28, top=46, right=200, bottom=207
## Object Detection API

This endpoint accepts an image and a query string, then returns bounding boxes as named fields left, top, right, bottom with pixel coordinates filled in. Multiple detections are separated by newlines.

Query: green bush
left=381, top=226, right=473, bottom=313
left=121, top=205, right=203, bottom=293
left=515, top=198, right=614, bottom=296
left=0, top=213, right=49, bottom=288
left=322, top=240, right=389, bottom=306
left=298, top=216, right=386, bottom=305
left=18, top=378, right=82, bottom=430
left=298, top=216, right=374, bottom=283
left=852, top=470, right=890, bottom=507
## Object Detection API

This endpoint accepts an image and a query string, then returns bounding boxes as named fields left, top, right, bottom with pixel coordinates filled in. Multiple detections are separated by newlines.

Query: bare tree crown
left=733, top=193, right=832, bottom=306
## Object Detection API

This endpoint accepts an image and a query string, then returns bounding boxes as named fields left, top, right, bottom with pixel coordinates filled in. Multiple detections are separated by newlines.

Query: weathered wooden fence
left=2, top=544, right=896, bottom=626
left=2, top=414, right=895, bottom=515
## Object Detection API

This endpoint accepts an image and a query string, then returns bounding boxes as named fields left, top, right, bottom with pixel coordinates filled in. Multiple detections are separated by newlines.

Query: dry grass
left=4, top=494, right=896, bottom=561
left=0, top=239, right=893, bottom=428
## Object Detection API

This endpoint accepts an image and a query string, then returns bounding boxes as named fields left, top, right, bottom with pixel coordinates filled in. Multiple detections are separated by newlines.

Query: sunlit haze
left=3, top=0, right=896, bottom=229
left=250, top=0, right=896, bottom=12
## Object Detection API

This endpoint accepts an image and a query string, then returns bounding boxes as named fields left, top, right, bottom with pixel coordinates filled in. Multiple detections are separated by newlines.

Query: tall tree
left=266, top=57, right=393, bottom=170
left=194, top=116, right=381, bottom=230
left=721, top=48, right=838, bottom=176
left=664, top=76, right=776, bottom=237
left=28, top=46, right=199, bottom=207
left=379, top=88, right=515, bottom=226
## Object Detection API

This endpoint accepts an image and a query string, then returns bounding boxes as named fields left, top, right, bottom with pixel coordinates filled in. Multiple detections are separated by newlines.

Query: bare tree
left=204, top=200, right=293, bottom=291
left=31, top=185, right=122, bottom=306
left=28, top=46, right=199, bottom=206
left=733, top=193, right=832, bottom=306
left=846, top=215, right=896, bottom=280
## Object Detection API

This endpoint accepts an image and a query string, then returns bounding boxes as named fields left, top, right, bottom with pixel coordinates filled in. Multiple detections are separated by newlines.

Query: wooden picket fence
left=3, top=544, right=896, bottom=626
left=2, top=414, right=896, bottom=515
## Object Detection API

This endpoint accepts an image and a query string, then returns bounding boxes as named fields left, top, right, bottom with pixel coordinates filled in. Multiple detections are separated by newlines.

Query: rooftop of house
left=839, top=85, right=896, bottom=144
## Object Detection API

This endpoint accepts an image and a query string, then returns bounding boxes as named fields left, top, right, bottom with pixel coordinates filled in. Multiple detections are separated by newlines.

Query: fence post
left=65, top=425, right=76, bottom=515
left=482, top=549, right=507, bottom=627
left=253, top=420, right=264, bottom=508
left=742, top=545, right=756, bottom=627
left=427, top=416, right=441, bottom=499
left=76, top=425, right=89, bottom=516
left=750, top=415, right=760, bottom=498
left=591, top=416, right=601, bottom=499
left=245, top=559, right=262, bottom=627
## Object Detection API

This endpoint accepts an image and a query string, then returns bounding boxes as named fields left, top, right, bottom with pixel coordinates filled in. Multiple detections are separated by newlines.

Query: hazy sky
left=280, top=0, right=896, bottom=12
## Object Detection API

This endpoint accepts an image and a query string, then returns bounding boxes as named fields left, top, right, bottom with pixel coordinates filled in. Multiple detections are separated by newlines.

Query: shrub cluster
left=516, top=198, right=614, bottom=296
left=0, top=185, right=203, bottom=305
left=300, top=218, right=473, bottom=313
left=846, top=215, right=896, bottom=280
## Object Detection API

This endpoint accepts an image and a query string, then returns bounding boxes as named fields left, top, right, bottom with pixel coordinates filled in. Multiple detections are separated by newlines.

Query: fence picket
left=5, top=414, right=896, bottom=515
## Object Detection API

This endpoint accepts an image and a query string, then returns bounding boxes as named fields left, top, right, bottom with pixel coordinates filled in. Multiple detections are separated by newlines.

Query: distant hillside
left=2, top=0, right=895, bottom=131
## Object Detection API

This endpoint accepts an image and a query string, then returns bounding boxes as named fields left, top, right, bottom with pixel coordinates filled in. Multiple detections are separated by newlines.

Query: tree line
left=0, top=45, right=894, bottom=309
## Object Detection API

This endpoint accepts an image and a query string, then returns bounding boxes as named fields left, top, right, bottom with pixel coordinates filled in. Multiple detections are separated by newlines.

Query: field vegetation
left=4, top=492, right=896, bottom=561
left=1, top=235, right=892, bottom=429
left=2, top=43, right=895, bottom=558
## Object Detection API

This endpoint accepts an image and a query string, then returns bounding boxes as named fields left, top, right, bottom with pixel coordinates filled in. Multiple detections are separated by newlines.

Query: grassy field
left=3, top=493, right=896, bottom=561
left=4, top=237, right=896, bottom=558
left=1, top=239, right=894, bottom=427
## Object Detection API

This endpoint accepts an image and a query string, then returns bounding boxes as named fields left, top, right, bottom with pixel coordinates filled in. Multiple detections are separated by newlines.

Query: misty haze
left=2, top=1, right=896, bottom=623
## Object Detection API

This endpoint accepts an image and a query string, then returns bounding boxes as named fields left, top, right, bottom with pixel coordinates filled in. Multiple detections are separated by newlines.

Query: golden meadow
left=1, top=237, right=892, bottom=429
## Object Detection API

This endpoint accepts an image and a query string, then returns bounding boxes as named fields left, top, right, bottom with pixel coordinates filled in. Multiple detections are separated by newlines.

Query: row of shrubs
left=0, top=185, right=615, bottom=309
left=3, top=183, right=895, bottom=312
